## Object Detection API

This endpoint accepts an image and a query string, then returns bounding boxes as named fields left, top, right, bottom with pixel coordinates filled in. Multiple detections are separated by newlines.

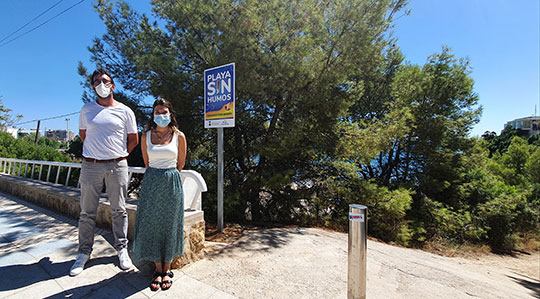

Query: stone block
left=172, top=220, right=205, bottom=269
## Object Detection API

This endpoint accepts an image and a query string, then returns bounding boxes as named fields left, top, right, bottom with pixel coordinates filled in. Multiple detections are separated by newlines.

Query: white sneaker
left=70, top=253, right=90, bottom=276
left=118, top=248, right=133, bottom=270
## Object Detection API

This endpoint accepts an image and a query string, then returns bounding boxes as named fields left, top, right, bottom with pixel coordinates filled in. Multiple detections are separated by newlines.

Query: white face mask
left=95, top=82, right=111, bottom=98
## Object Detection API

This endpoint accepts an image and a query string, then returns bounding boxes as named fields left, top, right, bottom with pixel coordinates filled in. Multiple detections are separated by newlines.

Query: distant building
left=504, top=116, right=540, bottom=137
left=17, top=129, right=32, bottom=138
left=46, top=129, right=75, bottom=143
left=0, top=126, right=18, bottom=138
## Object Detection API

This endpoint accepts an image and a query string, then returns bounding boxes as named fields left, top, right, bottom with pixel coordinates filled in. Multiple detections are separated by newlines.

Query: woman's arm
left=177, top=131, right=187, bottom=172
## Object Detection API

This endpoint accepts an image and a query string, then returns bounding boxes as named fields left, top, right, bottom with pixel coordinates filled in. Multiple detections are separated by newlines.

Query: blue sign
left=204, top=63, right=235, bottom=128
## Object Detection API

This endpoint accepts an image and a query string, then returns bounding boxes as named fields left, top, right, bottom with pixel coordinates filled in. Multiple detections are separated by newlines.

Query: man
left=70, top=69, right=139, bottom=276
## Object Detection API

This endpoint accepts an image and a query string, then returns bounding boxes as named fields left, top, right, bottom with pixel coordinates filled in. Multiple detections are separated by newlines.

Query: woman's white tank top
left=146, top=130, right=178, bottom=169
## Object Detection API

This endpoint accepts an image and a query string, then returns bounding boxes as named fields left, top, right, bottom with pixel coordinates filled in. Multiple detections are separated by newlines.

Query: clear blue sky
left=0, top=0, right=538, bottom=137
left=392, top=0, right=540, bottom=137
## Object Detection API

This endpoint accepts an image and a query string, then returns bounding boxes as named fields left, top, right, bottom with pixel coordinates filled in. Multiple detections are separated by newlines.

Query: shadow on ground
left=0, top=257, right=70, bottom=292
left=0, top=255, right=121, bottom=292
left=44, top=270, right=148, bottom=299
left=209, top=227, right=307, bottom=256
left=507, top=274, right=540, bottom=299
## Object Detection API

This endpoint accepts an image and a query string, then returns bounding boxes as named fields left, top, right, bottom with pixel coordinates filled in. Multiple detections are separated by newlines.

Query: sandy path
left=182, top=227, right=540, bottom=299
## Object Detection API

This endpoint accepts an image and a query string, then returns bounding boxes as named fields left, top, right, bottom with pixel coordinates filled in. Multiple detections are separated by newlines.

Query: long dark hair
left=145, top=98, right=179, bottom=132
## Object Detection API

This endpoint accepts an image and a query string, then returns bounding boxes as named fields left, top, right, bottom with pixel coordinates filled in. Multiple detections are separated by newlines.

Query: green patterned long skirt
left=132, top=167, right=184, bottom=264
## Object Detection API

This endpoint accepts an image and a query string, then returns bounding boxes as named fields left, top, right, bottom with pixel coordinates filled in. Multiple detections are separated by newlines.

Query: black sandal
left=150, top=272, right=162, bottom=291
left=161, top=271, right=174, bottom=290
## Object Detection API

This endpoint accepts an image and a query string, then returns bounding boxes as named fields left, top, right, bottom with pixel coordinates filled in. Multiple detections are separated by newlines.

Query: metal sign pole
left=217, top=127, right=224, bottom=233
left=204, top=62, right=235, bottom=234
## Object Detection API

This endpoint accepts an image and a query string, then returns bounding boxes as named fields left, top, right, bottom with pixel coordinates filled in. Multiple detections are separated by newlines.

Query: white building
left=0, top=126, right=19, bottom=138
left=504, top=116, right=540, bottom=136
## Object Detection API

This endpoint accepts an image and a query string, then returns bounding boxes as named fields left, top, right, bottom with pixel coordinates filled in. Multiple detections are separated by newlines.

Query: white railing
left=0, top=157, right=207, bottom=210
left=0, top=158, right=82, bottom=186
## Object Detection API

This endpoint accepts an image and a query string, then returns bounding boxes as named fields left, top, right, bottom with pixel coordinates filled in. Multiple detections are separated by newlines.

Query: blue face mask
left=154, top=114, right=171, bottom=127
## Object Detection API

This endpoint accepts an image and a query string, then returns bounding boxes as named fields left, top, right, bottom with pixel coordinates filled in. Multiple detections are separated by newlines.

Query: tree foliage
left=0, top=132, right=70, bottom=162
left=20, top=134, right=66, bottom=150
left=84, top=0, right=409, bottom=219
left=482, top=126, right=520, bottom=156
left=0, top=96, right=23, bottom=127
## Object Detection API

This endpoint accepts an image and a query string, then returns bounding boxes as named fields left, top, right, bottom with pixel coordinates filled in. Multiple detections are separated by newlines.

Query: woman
left=131, top=98, right=187, bottom=291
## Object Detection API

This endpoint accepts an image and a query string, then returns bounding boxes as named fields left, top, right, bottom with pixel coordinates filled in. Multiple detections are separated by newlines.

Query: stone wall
left=173, top=220, right=205, bottom=268
left=0, top=174, right=205, bottom=268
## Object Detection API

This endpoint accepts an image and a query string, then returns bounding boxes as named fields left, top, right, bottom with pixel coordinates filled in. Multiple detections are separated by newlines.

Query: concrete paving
left=1, top=190, right=538, bottom=299
left=0, top=191, right=236, bottom=299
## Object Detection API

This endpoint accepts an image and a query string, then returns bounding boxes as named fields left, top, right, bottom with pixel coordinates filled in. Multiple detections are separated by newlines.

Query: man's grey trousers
left=78, top=159, right=129, bottom=255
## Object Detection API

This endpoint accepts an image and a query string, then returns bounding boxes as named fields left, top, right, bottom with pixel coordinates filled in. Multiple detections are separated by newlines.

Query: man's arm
left=79, top=130, right=86, bottom=142
left=140, top=133, right=149, bottom=168
left=127, top=133, right=139, bottom=154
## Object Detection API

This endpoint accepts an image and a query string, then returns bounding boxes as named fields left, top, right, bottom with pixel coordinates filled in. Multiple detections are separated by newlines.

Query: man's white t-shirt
left=79, top=101, right=138, bottom=160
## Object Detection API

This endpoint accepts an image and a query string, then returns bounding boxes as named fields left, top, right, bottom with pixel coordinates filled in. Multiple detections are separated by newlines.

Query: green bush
left=478, top=192, right=521, bottom=252
left=321, top=178, right=413, bottom=245
left=409, top=196, right=486, bottom=246
left=525, top=147, right=540, bottom=184
left=0, top=132, right=70, bottom=162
